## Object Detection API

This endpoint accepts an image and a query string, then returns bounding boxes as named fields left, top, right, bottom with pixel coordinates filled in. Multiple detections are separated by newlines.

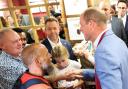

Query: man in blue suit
left=79, top=8, right=128, bottom=89
left=42, top=17, right=77, bottom=63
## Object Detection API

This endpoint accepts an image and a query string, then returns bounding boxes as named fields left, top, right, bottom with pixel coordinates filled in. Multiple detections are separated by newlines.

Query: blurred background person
left=73, top=40, right=95, bottom=68
left=110, top=4, right=117, bottom=16
left=117, top=0, right=128, bottom=39
left=13, top=28, right=28, bottom=48
left=54, top=13, right=65, bottom=39
left=99, top=1, right=128, bottom=46
left=0, top=16, right=8, bottom=27
left=36, top=16, right=47, bottom=42
left=6, top=16, right=15, bottom=27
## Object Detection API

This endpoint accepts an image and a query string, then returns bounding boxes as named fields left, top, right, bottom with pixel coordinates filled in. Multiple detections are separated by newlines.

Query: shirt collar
left=93, top=28, right=108, bottom=50
left=118, top=13, right=127, bottom=18
left=122, top=14, right=127, bottom=26
left=1, top=51, right=21, bottom=60
left=48, top=37, right=62, bottom=48
left=118, top=14, right=127, bottom=26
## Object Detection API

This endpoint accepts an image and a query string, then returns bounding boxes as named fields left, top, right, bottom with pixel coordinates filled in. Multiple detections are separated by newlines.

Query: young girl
left=47, top=45, right=82, bottom=89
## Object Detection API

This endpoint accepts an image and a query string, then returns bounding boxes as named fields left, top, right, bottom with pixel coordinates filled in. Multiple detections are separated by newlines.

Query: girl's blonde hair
left=51, top=45, right=69, bottom=60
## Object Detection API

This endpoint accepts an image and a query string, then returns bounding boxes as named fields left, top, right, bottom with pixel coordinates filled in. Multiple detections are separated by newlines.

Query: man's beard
left=41, top=63, right=54, bottom=72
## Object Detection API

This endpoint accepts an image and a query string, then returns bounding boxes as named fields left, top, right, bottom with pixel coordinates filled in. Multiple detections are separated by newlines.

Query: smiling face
left=117, top=2, right=127, bottom=17
left=1, top=30, right=22, bottom=57
left=99, top=3, right=112, bottom=19
left=18, top=32, right=27, bottom=48
left=45, top=21, right=60, bottom=43
left=80, top=14, right=94, bottom=42
left=79, top=8, right=107, bottom=43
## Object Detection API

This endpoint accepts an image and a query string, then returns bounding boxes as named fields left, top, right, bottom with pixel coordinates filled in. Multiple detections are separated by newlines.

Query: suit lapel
left=124, top=16, right=128, bottom=31
left=44, top=39, right=52, bottom=53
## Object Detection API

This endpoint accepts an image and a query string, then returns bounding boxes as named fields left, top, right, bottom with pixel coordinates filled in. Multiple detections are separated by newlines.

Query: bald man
left=13, top=43, right=52, bottom=89
left=0, top=29, right=26, bottom=89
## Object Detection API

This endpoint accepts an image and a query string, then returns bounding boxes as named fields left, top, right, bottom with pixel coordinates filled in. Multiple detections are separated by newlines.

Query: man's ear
left=89, top=20, right=97, bottom=28
left=0, top=43, right=4, bottom=49
left=89, top=20, right=94, bottom=25
left=35, top=57, right=41, bottom=66
left=0, top=44, right=2, bottom=49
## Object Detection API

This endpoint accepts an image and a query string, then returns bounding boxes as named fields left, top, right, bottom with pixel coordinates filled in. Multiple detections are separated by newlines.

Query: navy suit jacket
left=42, top=38, right=77, bottom=63
left=95, top=29, right=128, bottom=89
left=124, top=16, right=128, bottom=38
left=111, top=16, right=128, bottom=45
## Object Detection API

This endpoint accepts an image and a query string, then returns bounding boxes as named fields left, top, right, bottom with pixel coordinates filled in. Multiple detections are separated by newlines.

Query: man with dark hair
left=99, top=2, right=128, bottom=46
left=42, top=17, right=77, bottom=63
left=13, top=28, right=35, bottom=46
left=13, top=28, right=28, bottom=48
left=117, top=0, right=128, bottom=39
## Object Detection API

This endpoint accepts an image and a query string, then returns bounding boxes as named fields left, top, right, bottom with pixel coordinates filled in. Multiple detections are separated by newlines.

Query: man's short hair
left=0, top=29, right=13, bottom=41
left=45, top=17, right=59, bottom=24
left=117, top=0, right=128, bottom=7
left=82, top=8, right=107, bottom=25
left=21, top=43, right=46, bottom=66
left=12, top=28, right=24, bottom=33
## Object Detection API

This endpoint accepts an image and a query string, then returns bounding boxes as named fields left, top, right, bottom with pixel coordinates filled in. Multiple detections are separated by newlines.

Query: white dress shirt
left=118, top=14, right=127, bottom=26
left=48, top=38, right=62, bottom=48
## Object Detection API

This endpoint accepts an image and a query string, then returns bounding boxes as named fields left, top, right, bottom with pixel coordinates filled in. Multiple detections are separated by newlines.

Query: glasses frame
left=117, top=7, right=126, bottom=10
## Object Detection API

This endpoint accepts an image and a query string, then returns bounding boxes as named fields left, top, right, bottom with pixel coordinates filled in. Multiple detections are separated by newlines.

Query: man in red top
left=20, top=43, right=53, bottom=89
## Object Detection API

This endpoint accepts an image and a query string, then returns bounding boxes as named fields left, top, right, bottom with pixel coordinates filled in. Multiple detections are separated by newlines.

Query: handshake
left=64, top=69, right=84, bottom=80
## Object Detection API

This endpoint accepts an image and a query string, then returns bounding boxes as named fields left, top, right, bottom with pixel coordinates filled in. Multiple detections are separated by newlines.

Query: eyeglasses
left=118, top=7, right=126, bottom=9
